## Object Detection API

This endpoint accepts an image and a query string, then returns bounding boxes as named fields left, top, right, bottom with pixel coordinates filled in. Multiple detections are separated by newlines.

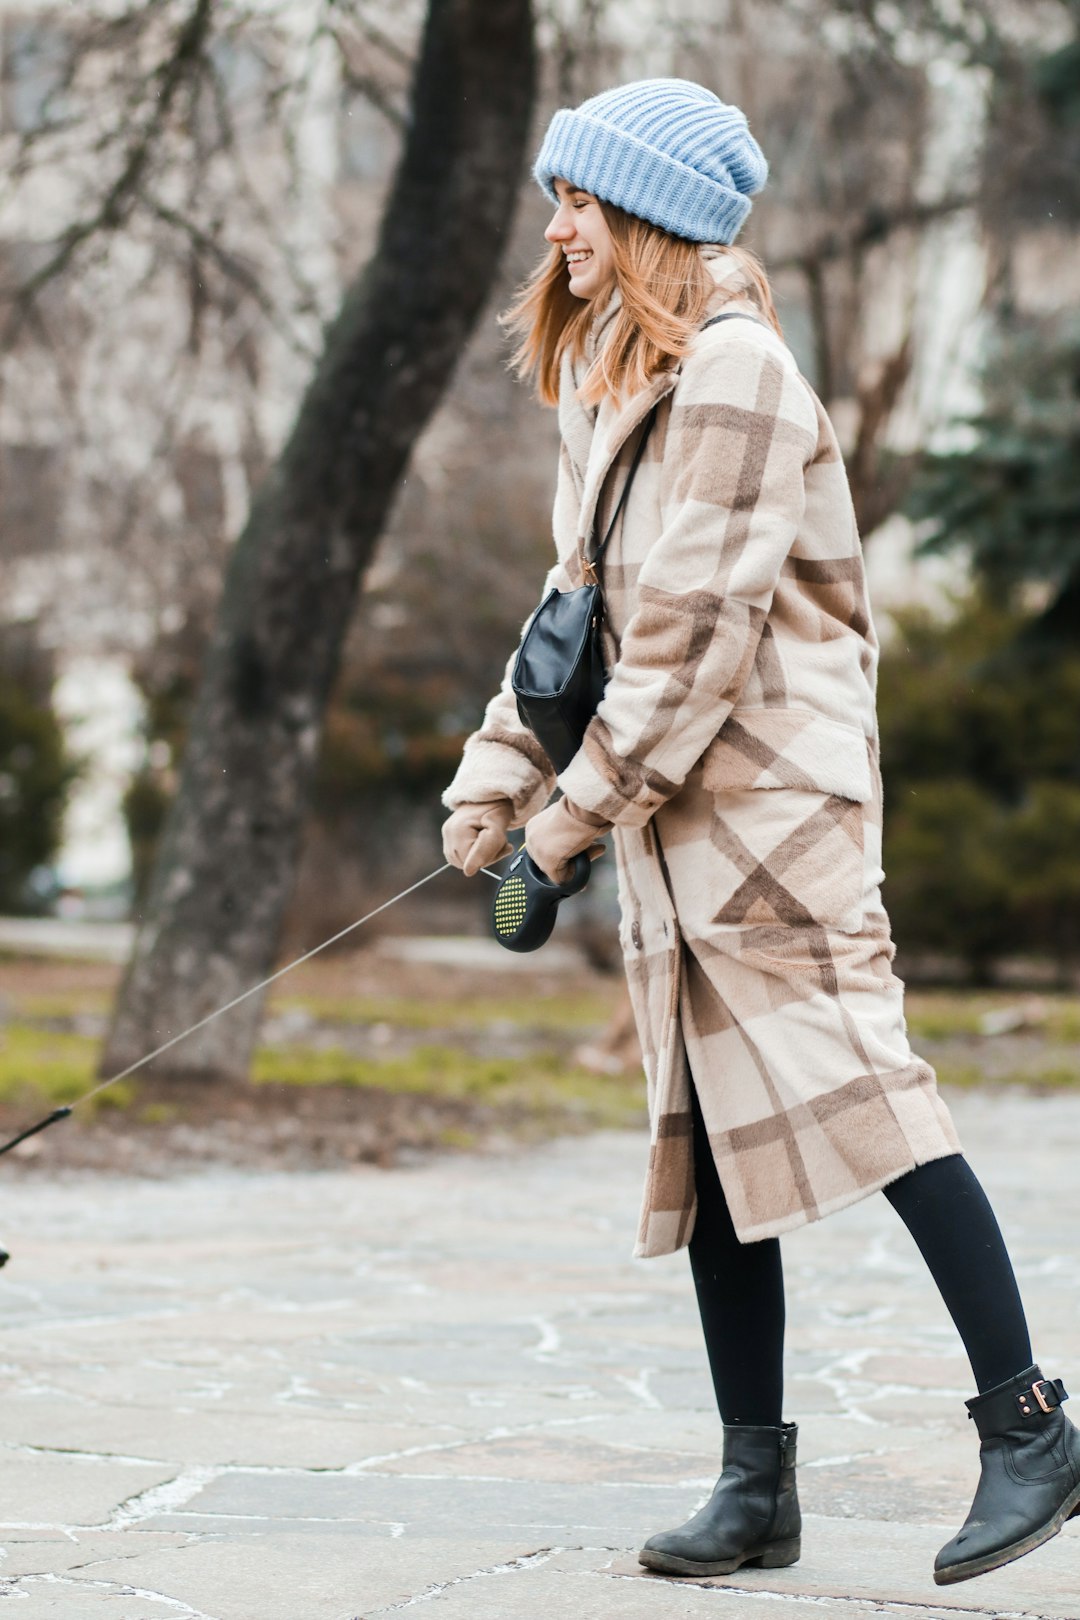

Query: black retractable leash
left=0, top=859, right=483, bottom=1265
left=491, top=848, right=592, bottom=953
left=0, top=842, right=594, bottom=1266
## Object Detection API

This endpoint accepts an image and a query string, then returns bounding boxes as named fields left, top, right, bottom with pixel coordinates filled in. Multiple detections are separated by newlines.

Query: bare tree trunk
left=103, top=0, right=536, bottom=1080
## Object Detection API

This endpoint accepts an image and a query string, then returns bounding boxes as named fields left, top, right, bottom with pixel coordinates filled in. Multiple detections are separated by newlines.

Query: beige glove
left=524, top=796, right=611, bottom=885
left=442, top=800, right=514, bottom=877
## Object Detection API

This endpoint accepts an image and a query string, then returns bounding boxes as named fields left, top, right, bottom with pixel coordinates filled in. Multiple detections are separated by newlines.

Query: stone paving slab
left=2, top=1087, right=1080, bottom=1618
left=0, top=1454, right=176, bottom=1530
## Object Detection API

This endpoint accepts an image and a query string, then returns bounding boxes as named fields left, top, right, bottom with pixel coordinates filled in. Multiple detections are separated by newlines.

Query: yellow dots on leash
left=493, top=875, right=529, bottom=936
left=490, top=849, right=592, bottom=953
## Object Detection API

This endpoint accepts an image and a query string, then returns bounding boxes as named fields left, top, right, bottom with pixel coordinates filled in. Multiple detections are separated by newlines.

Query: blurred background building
left=1, top=0, right=1078, bottom=980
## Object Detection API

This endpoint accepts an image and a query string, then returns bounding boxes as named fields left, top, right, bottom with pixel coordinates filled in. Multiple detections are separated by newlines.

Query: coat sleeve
left=440, top=449, right=582, bottom=827
left=557, top=333, right=820, bottom=828
left=439, top=625, right=557, bottom=826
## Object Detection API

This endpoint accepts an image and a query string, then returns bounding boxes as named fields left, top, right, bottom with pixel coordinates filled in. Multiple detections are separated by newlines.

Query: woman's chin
left=567, top=271, right=612, bottom=303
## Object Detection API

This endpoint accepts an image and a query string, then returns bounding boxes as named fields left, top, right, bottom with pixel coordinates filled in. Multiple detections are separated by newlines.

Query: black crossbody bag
left=510, top=313, right=761, bottom=774
left=510, top=412, right=655, bottom=773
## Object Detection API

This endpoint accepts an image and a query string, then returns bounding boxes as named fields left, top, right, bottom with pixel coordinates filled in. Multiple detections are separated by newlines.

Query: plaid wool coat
left=443, top=251, right=961, bottom=1256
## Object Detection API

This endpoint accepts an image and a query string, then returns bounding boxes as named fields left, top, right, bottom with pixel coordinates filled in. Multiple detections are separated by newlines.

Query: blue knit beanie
left=533, top=78, right=767, bottom=244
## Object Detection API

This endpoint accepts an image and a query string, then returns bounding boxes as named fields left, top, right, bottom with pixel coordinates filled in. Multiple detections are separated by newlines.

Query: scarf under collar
left=558, top=246, right=757, bottom=491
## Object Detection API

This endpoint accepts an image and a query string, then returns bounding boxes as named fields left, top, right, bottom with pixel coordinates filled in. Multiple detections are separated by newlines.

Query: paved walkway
left=2, top=1087, right=1079, bottom=1619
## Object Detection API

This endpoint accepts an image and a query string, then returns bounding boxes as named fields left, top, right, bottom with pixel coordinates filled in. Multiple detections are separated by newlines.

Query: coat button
left=630, top=920, right=643, bottom=951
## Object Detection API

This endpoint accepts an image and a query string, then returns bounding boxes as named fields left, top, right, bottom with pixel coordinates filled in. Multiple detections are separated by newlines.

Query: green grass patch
left=932, top=1061, right=992, bottom=1089
left=437, top=1126, right=480, bottom=1150
left=4, top=987, right=618, bottom=1038
left=9, top=991, right=112, bottom=1020
left=1042, top=1005, right=1080, bottom=1044
left=270, top=990, right=617, bottom=1034
left=15, top=974, right=1080, bottom=1130
left=252, top=1041, right=646, bottom=1127
left=0, top=1025, right=98, bottom=1103
left=904, top=995, right=997, bottom=1041
left=0, top=1025, right=135, bottom=1113
left=138, top=1101, right=181, bottom=1125
left=0, top=1024, right=646, bottom=1128
left=935, top=1059, right=1080, bottom=1091
left=905, top=991, right=1080, bottom=1044
left=1015, top=1065, right=1080, bottom=1091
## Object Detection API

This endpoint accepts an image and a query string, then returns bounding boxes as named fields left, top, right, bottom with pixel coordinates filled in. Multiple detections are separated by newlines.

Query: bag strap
left=586, top=409, right=656, bottom=583
left=584, top=314, right=762, bottom=582
left=701, top=311, right=767, bottom=332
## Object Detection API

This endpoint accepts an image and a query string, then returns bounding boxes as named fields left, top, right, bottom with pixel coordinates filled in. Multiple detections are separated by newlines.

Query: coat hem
left=630, top=1135, right=966, bottom=1258
left=734, top=1139, right=967, bottom=1245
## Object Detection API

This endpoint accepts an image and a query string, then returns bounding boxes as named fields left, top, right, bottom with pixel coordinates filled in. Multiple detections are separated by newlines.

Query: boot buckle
left=1018, top=1378, right=1059, bottom=1416
left=1031, top=1378, right=1056, bottom=1415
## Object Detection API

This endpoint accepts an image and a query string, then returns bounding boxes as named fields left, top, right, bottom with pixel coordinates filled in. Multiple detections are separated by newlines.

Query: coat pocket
left=703, top=785, right=867, bottom=933
left=699, top=707, right=874, bottom=803
left=700, top=711, right=871, bottom=935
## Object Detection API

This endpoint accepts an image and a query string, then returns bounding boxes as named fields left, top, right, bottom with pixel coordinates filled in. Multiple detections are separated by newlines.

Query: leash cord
left=0, top=857, right=507, bottom=1159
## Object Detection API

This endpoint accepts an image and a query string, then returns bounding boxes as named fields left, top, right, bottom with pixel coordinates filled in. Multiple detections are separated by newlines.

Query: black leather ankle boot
left=935, top=1364, right=1080, bottom=1585
left=638, top=1421, right=800, bottom=1577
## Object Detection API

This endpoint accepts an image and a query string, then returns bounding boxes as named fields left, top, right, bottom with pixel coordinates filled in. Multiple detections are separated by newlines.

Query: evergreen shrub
left=879, top=593, right=1080, bottom=981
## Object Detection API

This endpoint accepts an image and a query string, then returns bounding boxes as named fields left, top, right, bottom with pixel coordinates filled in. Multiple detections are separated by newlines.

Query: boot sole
left=638, top=1536, right=801, bottom=1578
left=934, top=1478, right=1080, bottom=1586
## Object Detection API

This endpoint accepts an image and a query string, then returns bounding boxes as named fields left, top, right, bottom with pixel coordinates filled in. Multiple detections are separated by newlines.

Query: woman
left=441, top=78, right=1080, bottom=1586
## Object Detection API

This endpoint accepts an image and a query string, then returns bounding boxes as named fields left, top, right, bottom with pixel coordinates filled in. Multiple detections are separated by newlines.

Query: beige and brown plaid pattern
left=444, top=251, right=961, bottom=1254
left=619, top=749, right=960, bottom=1254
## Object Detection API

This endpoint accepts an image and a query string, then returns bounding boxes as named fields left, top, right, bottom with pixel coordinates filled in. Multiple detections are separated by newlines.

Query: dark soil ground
left=0, top=1072, right=553, bottom=1177
left=4, top=943, right=1080, bottom=1184
left=0, top=945, right=636, bottom=1179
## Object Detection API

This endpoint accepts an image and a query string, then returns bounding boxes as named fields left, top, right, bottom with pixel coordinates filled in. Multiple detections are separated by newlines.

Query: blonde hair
left=502, top=202, right=783, bottom=407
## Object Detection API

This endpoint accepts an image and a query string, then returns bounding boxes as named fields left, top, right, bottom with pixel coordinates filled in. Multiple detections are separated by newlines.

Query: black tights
left=687, top=1081, right=1033, bottom=1427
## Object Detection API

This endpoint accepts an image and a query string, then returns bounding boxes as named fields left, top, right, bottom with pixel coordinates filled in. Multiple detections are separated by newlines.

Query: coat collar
left=576, top=367, right=678, bottom=551
left=564, top=248, right=760, bottom=549
left=556, top=285, right=620, bottom=498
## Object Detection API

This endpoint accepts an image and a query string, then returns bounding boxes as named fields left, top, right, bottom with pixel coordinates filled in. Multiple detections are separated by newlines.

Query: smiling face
left=544, top=178, right=616, bottom=301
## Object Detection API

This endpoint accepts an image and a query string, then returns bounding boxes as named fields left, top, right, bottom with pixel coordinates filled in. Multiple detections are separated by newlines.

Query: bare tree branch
left=325, top=32, right=407, bottom=132
left=771, top=191, right=977, bottom=276
left=140, top=192, right=318, bottom=360
left=345, top=6, right=416, bottom=71
left=2, top=0, right=215, bottom=341
left=197, top=46, right=327, bottom=325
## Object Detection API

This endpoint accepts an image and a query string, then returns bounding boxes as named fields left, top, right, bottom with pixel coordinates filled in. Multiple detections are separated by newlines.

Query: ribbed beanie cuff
left=533, top=79, right=767, bottom=245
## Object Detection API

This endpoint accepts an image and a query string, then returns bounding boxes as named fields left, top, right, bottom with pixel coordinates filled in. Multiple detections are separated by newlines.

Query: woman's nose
left=545, top=208, right=572, bottom=243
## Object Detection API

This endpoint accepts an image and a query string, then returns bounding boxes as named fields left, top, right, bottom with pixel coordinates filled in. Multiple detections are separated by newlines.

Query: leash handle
left=491, top=850, right=592, bottom=953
